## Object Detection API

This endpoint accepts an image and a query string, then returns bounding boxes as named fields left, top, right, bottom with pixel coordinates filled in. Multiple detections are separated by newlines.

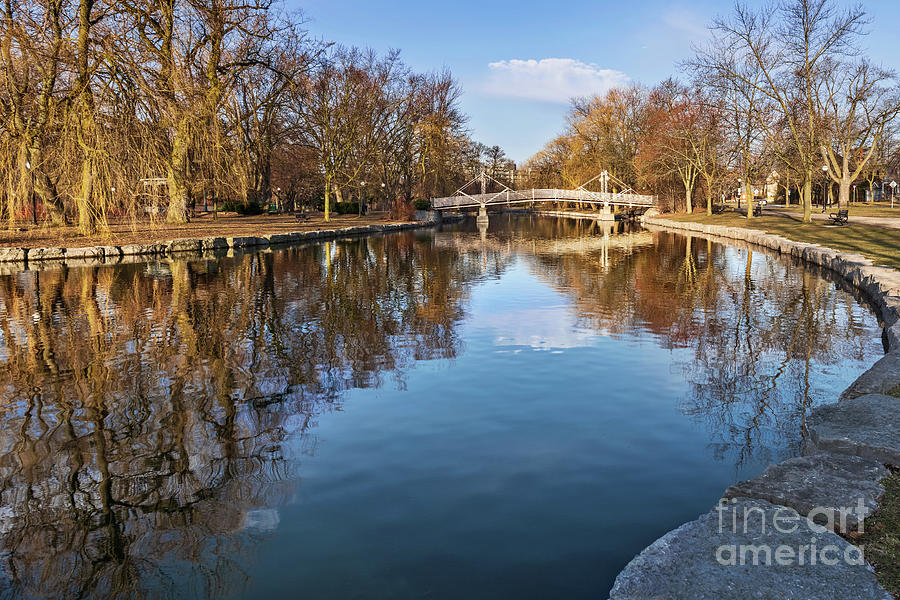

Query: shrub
left=390, top=198, right=415, bottom=221
left=413, top=198, right=431, bottom=211
left=314, top=201, right=359, bottom=214
left=219, top=200, right=264, bottom=215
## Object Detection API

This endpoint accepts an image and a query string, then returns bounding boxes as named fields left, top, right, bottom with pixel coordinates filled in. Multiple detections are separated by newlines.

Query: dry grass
left=854, top=471, right=900, bottom=598
left=663, top=211, right=900, bottom=270
left=0, top=212, right=409, bottom=249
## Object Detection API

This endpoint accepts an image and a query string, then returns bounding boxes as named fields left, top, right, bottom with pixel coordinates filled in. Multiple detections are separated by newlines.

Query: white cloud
left=480, top=58, right=630, bottom=104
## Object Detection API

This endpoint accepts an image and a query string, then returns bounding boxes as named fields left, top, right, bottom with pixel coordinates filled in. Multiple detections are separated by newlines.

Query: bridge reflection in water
left=460, top=215, right=651, bottom=272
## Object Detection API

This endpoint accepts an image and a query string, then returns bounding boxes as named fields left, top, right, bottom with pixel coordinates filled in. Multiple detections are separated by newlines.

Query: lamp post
left=891, top=180, right=897, bottom=208
left=737, top=178, right=742, bottom=210
left=360, top=181, right=366, bottom=216
left=821, top=165, right=829, bottom=213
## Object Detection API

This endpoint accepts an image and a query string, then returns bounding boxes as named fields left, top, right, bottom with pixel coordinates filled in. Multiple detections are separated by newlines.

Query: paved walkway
left=765, top=207, right=900, bottom=230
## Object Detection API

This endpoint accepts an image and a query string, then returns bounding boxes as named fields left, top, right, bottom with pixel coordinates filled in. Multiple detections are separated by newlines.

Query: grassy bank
left=662, top=212, right=900, bottom=270
left=856, top=464, right=900, bottom=598
left=770, top=202, right=900, bottom=219
left=0, top=212, right=412, bottom=250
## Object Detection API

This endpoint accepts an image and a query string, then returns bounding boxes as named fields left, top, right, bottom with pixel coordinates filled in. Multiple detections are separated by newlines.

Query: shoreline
left=0, top=219, right=438, bottom=270
left=602, top=213, right=900, bottom=599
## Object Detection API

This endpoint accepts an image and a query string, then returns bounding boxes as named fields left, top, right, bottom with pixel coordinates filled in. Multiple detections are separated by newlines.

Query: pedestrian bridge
left=430, top=170, right=656, bottom=212
left=431, top=188, right=657, bottom=210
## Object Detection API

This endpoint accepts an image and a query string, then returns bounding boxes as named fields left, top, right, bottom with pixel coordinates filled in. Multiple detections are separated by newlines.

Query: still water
left=0, top=216, right=883, bottom=599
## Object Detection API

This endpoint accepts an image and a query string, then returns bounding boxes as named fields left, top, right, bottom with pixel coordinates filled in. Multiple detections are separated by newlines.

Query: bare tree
left=819, top=59, right=900, bottom=207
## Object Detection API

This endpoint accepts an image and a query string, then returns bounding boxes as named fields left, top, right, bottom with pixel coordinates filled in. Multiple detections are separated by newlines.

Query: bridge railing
left=430, top=188, right=657, bottom=210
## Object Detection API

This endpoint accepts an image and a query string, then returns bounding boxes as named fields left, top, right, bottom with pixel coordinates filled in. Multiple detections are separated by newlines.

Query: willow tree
left=0, top=0, right=68, bottom=226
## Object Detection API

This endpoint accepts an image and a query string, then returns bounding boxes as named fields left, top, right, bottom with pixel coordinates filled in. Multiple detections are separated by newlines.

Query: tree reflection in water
left=521, top=224, right=879, bottom=466
left=0, top=218, right=882, bottom=598
left=0, top=234, right=489, bottom=599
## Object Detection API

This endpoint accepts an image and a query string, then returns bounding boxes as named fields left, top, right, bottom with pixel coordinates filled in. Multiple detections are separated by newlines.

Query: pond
left=0, top=215, right=884, bottom=599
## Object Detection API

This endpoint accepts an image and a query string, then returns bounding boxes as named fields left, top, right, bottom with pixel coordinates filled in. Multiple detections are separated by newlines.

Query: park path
left=766, top=207, right=900, bottom=230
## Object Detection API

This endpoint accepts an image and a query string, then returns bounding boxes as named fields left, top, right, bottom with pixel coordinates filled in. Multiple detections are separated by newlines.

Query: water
left=0, top=215, right=883, bottom=599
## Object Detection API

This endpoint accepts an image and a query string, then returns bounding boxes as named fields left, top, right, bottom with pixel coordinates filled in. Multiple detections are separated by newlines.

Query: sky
left=287, top=0, right=900, bottom=164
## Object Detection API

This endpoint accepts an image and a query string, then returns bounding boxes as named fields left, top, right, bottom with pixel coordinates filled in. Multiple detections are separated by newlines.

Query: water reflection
left=520, top=226, right=878, bottom=465
left=0, top=235, right=493, bottom=599
left=0, top=217, right=882, bottom=598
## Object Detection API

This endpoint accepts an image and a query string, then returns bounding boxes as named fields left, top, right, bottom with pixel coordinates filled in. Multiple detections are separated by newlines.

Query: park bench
left=828, top=209, right=849, bottom=226
left=712, top=203, right=726, bottom=214
left=294, top=211, right=310, bottom=222
left=753, top=203, right=763, bottom=217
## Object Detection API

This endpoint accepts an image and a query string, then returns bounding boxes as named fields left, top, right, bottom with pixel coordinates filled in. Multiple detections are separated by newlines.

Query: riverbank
left=0, top=214, right=436, bottom=267
left=608, top=213, right=900, bottom=599
left=663, top=211, right=900, bottom=269
left=0, top=212, right=416, bottom=250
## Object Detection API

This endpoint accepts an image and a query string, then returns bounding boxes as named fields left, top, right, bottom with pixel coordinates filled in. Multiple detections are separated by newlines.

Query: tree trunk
left=323, top=177, right=331, bottom=222
left=802, top=174, right=812, bottom=223
left=745, top=181, right=753, bottom=219
left=27, top=146, right=67, bottom=225
left=167, top=126, right=190, bottom=223
left=77, top=158, right=95, bottom=234
left=838, top=177, right=850, bottom=209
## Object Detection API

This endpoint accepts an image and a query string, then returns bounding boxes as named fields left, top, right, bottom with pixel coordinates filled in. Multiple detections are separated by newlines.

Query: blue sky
left=288, top=0, right=900, bottom=163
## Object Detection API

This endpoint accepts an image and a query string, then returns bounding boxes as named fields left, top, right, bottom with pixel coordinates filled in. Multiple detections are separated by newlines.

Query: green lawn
left=663, top=212, right=900, bottom=270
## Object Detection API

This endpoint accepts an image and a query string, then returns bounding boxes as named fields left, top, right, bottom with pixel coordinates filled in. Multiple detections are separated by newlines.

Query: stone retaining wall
left=607, top=215, right=900, bottom=599
left=0, top=220, right=436, bottom=272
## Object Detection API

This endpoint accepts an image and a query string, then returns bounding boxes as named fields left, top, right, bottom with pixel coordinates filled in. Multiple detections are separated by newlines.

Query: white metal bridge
left=431, top=171, right=657, bottom=212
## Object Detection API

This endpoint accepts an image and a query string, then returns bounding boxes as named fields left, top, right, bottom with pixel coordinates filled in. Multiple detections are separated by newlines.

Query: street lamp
left=360, top=181, right=367, bottom=216
left=821, top=165, right=829, bottom=213
left=891, top=180, right=898, bottom=209
left=737, top=178, right=742, bottom=209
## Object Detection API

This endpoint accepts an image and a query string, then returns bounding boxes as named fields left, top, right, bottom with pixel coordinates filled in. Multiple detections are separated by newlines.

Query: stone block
left=724, top=453, right=887, bottom=531
left=28, top=247, right=65, bottom=261
left=807, top=394, right=900, bottom=464
left=64, top=246, right=103, bottom=260
left=167, top=238, right=202, bottom=253
left=840, top=354, right=900, bottom=400
left=201, top=237, right=229, bottom=251
left=98, top=246, right=122, bottom=261
left=609, top=498, right=890, bottom=600
left=0, top=247, right=26, bottom=262
left=266, top=233, right=294, bottom=245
